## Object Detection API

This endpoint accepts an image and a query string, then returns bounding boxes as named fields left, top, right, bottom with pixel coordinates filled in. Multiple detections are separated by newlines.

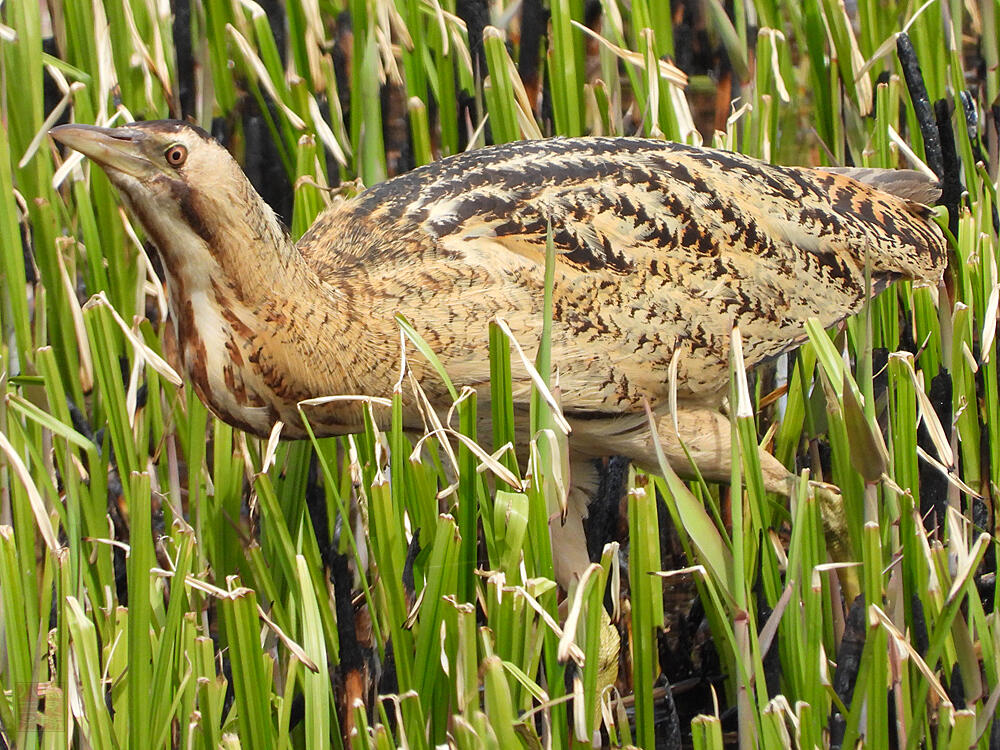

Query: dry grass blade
left=226, top=24, right=307, bottom=129
left=20, top=82, right=85, bottom=167
left=902, top=356, right=953, bottom=466
left=943, top=530, right=991, bottom=603
left=980, top=278, right=998, bottom=362
left=556, top=561, right=602, bottom=661
left=570, top=21, right=688, bottom=87
left=0, top=431, right=60, bottom=552
left=888, top=125, right=939, bottom=178
left=403, top=368, right=461, bottom=481
left=837, top=1, right=873, bottom=115
left=424, top=0, right=449, bottom=55
left=483, top=26, right=542, bottom=140
left=118, top=207, right=169, bottom=323
left=809, top=561, right=861, bottom=590
left=760, top=29, right=790, bottom=102
left=262, top=421, right=284, bottom=473
left=410, top=426, right=522, bottom=489
left=55, top=238, right=94, bottom=391
left=307, top=95, right=349, bottom=165
left=257, top=604, right=319, bottom=672
left=93, top=2, right=118, bottom=121
left=756, top=584, right=793, bottom=657
left=494, top=317, right=571, bottom=435
left=915, top=446, right=981, bottom=498
left=298, top=394, right=394, bottom=408
left=83, top=292, right=182, bottom=386
left=868, top=604, right=948, bottom=700
left=512, top=584, right=584, bottom=666
left=856, top=32, right=901, bottom=79
left=121, top=0, right=172, bottom=103
left=730, top=326, right=754, bottom=419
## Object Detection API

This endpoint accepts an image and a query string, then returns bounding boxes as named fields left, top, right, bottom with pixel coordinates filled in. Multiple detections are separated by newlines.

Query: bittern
left=51, top=121, right=946, bottom=585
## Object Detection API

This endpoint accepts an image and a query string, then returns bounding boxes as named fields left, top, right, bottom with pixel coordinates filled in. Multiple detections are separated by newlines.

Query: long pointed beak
left=50, top=124, right=158, bottom=180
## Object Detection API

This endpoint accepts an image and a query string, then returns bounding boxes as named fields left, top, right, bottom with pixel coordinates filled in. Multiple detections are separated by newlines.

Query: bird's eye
left=165, top=144, right=188, bottom=167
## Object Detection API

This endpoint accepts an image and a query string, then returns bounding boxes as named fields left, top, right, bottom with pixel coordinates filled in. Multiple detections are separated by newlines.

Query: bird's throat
left=158, top=191, right=387, bottom=439
left=151, top=182, right=338, bottom=435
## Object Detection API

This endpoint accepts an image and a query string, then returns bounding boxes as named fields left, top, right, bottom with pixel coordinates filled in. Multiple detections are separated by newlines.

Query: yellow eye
left=165, top=144, right=188, bottom=167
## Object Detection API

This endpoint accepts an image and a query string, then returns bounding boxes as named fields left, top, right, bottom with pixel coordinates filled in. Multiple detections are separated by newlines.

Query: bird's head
left=51, top=119, right=216, bottom=181
left=50, top=120, right=288, bottom=293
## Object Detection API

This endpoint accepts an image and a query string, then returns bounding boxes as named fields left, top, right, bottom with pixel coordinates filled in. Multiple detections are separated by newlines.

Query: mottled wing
left=298, top=138, right=946, bottom=413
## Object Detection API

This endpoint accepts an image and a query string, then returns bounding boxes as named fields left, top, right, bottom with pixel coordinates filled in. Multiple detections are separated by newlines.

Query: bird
left=50, top=121, right=946, bottom=587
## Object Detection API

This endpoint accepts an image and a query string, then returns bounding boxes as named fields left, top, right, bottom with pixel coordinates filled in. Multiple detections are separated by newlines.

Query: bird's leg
left=560, top=406, right=795, bottom=586
left=551, top=460, right=602, bottom=588
left=553, top=459, right=622, bottom=689
left=560, top=408, right=858, bottom=602
left=632, top=406, right=859, bottom=597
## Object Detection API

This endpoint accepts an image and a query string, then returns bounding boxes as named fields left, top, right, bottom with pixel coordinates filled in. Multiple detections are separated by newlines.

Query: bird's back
left=297, top=138, right=946, bottom=415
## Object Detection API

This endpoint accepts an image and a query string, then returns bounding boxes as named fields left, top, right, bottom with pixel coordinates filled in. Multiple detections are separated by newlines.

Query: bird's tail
left=818, top=166, right=942, bottom=208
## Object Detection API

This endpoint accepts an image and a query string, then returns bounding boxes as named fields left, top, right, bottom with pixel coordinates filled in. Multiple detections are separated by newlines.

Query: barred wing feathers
left=298, top=138, right=945, bottom=414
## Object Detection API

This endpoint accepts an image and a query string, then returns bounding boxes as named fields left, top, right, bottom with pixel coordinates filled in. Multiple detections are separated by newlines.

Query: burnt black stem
left=896, top=33, right=945, bottom=179
left=934, top=98, right=964, bottom=236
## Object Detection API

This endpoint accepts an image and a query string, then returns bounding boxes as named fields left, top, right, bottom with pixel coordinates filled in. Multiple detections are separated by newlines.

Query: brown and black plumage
left=51, top=121, right=946, bottom=582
